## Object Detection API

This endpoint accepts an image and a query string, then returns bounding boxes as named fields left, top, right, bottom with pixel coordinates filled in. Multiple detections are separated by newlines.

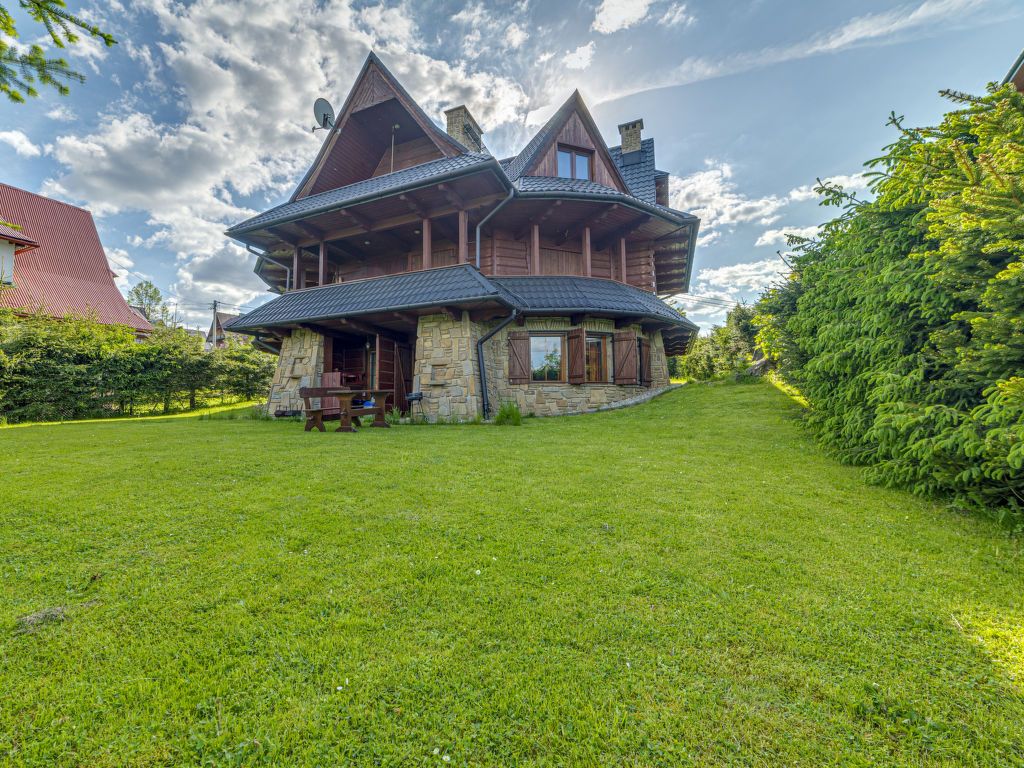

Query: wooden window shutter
left=567, top=328, right=585, bottom=384
left=613, top=331, right=637, bottom=385
left=508, top=330, right=530, bottom=384
left=640, top=336, right=652, bottom=386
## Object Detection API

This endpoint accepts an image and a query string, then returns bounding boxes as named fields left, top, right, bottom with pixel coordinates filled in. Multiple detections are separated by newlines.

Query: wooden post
left=490, top=233, right=497, bottom=274
left=619, top=237, right=627, bottom=284
left=422, top=218, right=432, bottom=269
left=318, top=240, right=327, bottom=286
left=531, top=224, right=540, bottom=276
left=457, top=210, right=468, bottom=264
left=582, top=227, right=592, bottom=278
left=292, top=246, right=300, bottom=291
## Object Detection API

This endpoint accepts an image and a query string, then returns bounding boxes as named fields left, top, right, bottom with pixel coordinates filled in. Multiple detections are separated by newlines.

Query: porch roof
left=225, top=264, right=515, bottom=331
left=226, top=264, right=698, bottom=351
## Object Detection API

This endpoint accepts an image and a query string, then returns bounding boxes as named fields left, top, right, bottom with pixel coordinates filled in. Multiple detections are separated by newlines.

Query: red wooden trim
left=422, top=218, right=432, bottom=269
left=458, top=210, right=468, bottom=264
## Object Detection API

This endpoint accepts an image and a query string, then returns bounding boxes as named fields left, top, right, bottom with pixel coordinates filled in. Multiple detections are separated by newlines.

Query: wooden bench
left=298, top=387, right=392, bottom=433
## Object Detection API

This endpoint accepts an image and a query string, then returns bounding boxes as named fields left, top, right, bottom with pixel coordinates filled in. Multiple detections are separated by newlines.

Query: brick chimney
left=444, top=105, right=484, bottom=152
left=617, top=118, right=644, bottom=156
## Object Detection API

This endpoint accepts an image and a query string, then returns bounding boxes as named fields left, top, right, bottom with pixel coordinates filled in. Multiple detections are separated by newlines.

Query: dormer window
left=557, top=146, right=592, bottom=180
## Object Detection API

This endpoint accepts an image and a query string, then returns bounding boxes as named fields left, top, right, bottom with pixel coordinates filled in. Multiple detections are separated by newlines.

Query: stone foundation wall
left=412, top=311, right=483, bottom=422
left=479, top=317, right=669, bottom=418
left=268, top=328, right=324, bottom=413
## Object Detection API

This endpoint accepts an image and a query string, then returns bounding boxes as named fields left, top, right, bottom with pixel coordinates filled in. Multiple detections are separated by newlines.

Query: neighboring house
left=225, top=52, right=699, bottom=420
left=0, top=183, right=152, bottom=334
left=207, top=311, right=243, bottom=349
left=1003, top=49, right=1024, bottom=90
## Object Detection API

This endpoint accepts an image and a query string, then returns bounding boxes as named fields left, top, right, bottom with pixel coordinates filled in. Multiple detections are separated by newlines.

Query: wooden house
left=0, top=183, right=152, bottom=334
left=225, top=53, right=699, bottom=420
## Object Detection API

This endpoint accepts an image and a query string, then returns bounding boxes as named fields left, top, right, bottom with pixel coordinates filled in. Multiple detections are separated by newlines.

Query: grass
left=1, top=382, right=1022, bottom=766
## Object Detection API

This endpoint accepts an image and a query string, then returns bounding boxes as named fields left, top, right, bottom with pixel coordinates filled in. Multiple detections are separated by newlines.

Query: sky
left=1, top=0, right=1022, bottom=331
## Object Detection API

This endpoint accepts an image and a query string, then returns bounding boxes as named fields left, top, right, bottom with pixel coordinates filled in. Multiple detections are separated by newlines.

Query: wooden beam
left=282, top=192, right=508, bottom=248
left=292, top=246, right=300, bottom=291
left=318, top=241, right=328, bottom=286
left=336, top=318, right=409, bottom=344
left=570, top=313, right=587, bottom=325
left=442, top=306, right=463, bottom=323
left=393, top=311, right=419, bottom=326
left=399, top=193, right=429, bottom=219
left=614, top=317, right=644, bottom=329
left=342, top=208, right=374, bottom=231
left=438, top=183, right=465, bottom=210
left=294, top=221, right=325, bottom=241
left=531, top=224, right=540, bottom=276
left=619, top=237, right=627, bottom=283
left=422, top=218, right=432, bottom=269
left=598, top=215, right=650, bottom=251
left=516, top=201, right=562, bottom=241
left=555, top=204, right=618, bottom=246
left=457, top=210, right=468, bottom=264
left=269, top=226, right=300, bottom=246
left=582, top=226, right=591, bottom=278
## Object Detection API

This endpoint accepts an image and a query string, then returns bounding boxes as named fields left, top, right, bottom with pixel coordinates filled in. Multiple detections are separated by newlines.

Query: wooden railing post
left=292, top=246, right=300, bottom=291
left=318, top=240, right=327, bottom=285
left=531, top=224, right=540, bottom=275
left=619, top=237, right=627, bottom=284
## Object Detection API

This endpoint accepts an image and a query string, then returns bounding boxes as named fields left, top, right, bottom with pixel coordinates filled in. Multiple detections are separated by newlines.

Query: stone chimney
left=617, top=118, right=644, bottom=156
left=444, top=105, right=484, bottom=152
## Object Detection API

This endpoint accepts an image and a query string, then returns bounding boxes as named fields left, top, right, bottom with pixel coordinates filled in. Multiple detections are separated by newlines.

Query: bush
left=493, top=399, right=522, bottom=426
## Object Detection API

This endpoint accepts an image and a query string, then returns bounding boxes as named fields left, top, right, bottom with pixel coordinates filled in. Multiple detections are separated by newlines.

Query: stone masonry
left=268, top=327, right=324, bottom=413
left=413, top=311, right=483, bottom=421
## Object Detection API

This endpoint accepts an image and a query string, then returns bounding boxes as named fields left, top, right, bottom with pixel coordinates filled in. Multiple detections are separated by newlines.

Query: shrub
left=493, top=399, right=522, bottom=426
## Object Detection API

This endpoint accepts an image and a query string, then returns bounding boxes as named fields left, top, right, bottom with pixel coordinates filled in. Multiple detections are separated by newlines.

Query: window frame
left=528, top=332, right=567, bottom=383
left=556, top=145, right=594, bottom=181
left=584, top=332, right=614, bottom=384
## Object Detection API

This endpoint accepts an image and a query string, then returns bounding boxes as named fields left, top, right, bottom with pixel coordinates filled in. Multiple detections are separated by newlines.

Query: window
left=585, top=335, right=612, bottom=383
left=0, top=245, right=14, bottom=286
left=556, top=146, right=593, bottom=180
left=530, top=335, right=564, bottom=381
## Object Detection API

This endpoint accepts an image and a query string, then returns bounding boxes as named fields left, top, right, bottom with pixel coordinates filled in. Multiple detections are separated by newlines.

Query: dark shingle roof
left=225, top=264, right=517, bottom=330
left=490, top=275, right=698, bottom=329
left=226, top=266, right=697, bottom=334
left=608, top=138, right=657, bottom=205
left=228, top=154, right=498, bottom=235
left=515, top=176, right=696, bottom=224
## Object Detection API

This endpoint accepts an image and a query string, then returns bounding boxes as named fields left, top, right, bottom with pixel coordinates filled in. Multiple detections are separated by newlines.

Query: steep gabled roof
left=0, top=183, right=152, bottom=332
left=502, top=90, right=631, bottom=195
left=291, top=52, right=467, bottom=201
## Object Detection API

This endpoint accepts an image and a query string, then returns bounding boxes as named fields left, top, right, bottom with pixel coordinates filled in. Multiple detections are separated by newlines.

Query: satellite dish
left=313, top=97, right=335, bottom=131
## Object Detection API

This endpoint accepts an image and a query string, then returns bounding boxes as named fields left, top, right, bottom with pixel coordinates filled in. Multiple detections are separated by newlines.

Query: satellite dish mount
left=312, top=97, right=335, bottom=132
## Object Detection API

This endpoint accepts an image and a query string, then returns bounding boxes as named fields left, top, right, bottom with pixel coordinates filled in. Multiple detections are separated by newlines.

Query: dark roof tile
left=228, top=154, right=497, bottom=235
left=608, top=137, right=657, bottom=204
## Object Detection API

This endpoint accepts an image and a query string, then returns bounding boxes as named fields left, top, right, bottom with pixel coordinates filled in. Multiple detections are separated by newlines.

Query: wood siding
left=371, top=137, right=443, bottom=178
left=530, top=113, right=627, bottom=192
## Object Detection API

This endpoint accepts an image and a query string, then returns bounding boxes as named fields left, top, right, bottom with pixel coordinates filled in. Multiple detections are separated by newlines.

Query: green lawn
left=2, top=383, right=1022, bottom=767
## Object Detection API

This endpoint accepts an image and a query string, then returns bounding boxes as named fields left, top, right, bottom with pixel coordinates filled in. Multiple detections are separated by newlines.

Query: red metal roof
left=0, top=183, right=152, bottom=332
left=0, top=221, right=39, bottom=252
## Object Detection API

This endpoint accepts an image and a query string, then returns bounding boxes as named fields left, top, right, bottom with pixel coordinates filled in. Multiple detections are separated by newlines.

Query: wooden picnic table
left=297, top=387, right=392, bottom=432
left=326, top=388, right=392, bottom=433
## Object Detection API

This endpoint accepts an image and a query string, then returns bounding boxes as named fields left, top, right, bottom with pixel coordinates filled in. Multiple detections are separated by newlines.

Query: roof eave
left=226, top=159, right=511, bottom=241
left=513, top=188, right=697, bottom=227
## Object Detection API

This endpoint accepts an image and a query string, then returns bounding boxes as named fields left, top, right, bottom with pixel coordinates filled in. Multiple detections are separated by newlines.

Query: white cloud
left=592, top=0, right=653, bottom=34
left=45, top=104, right=76, bottom=121
left=40, top=0, right=530, bottom=324
left=590, top=0, right=991, bottom=105
left=668, top=161, right=787, bottom=231
left=693, top=258, right=788, bottom=293
left=659, top=3, right=694, bottom=27
left=0, top=130, right=42, bottom=157
left=563, top=41, right=596, bottom=70
left=789, top=172, right=870, bottom=201
left=755, top=225, right=820, bottom=247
